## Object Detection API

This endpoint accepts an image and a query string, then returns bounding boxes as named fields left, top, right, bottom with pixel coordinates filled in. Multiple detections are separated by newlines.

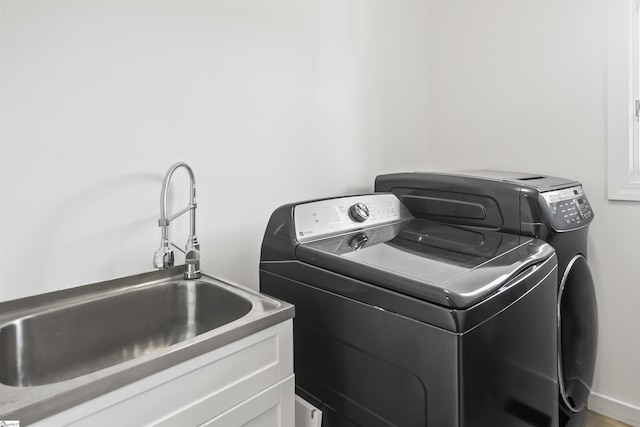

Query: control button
left=349, top=203, right=370, bottom=223
left=349, top=233, right=369, bottom=251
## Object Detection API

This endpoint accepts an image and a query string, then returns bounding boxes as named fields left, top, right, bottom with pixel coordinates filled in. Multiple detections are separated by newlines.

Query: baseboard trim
left=589, top=391, right=640, bottom=426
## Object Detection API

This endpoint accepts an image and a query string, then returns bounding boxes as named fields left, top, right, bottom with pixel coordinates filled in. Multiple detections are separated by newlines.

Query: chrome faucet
left=153, top=162, right=201, bottom=280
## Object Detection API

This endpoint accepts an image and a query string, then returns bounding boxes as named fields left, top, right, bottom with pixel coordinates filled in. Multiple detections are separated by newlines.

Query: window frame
left=608, top=0, right=640, bottom=200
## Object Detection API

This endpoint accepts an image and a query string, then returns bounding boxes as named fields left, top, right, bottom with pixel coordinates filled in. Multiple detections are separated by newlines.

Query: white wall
left=0, top=1, right=388, bottom=300
left=0, top=0, right=433, bottom=297
left=2, top=0, right=638, bottom=424
left=420, top=1, right=640, bottom=424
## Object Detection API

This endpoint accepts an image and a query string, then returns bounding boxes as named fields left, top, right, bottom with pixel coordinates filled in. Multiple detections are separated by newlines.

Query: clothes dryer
left=260, top=193, right=559, bottom=427
left=375, top=170, right=598, bottom=427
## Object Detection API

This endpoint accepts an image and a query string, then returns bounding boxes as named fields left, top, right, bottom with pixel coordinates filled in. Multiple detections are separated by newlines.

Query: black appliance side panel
left=546, top=226, right=590, bottom=275
left=461, top=263, right=559, bottom=427
left=260, top=269, right=460, bottom=427
left=260, top=203, right=298, bottom=261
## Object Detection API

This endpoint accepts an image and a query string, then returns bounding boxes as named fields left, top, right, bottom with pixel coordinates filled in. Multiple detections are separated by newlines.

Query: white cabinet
left=32, top=320, right=294, bottom=427
left=202, top=378, right=294, bottom=426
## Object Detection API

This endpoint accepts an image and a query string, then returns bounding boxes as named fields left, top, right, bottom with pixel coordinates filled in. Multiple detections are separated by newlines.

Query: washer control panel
left=541, top=185, right=593, bottom=230
left=294, top=194, right=412, bottom=243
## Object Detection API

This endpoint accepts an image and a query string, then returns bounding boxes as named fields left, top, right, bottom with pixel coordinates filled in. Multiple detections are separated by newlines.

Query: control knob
left=348, top=203, right=370, bottom=222
left=349, top=233, right=369, bottom=251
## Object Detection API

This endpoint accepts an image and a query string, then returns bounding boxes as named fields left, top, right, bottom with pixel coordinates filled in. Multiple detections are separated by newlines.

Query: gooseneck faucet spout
left=153, top=162, right=201, bottom=279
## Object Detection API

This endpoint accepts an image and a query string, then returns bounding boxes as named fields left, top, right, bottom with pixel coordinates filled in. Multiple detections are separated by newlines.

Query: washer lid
left=296, top=219, right=555, bottom=309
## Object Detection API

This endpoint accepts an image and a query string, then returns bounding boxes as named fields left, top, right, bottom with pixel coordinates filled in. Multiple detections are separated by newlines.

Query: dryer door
left=558, top=255, right=598, bottom=412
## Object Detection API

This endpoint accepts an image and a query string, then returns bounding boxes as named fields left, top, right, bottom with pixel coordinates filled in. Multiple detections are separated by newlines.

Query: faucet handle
left=153, top=247, right=174, bottom=269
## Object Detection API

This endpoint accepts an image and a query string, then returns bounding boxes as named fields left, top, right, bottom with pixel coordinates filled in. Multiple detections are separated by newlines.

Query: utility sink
left=0, top=267, right=294, bottom=424
left=0, top=280, right=252, bottom=386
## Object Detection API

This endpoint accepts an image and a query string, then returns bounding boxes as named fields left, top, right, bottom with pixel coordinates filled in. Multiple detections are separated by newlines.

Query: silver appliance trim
left=293, top=194, right=412, bottom=243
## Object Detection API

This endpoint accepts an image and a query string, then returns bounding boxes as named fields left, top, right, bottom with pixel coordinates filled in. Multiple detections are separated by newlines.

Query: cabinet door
left=202, top=376, right=294, bottom=427
left=31, top=321, right=293, bottom=427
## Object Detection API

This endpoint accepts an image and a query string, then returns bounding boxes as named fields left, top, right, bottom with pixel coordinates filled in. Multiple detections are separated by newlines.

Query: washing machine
left=375, top=170, right=598, bottom=427
left=260, top=193, right=559, bottom=427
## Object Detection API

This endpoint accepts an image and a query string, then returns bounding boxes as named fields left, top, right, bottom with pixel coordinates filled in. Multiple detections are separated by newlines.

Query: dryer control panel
left=541, top=185, right=593, bottom=231
left=294, top=194, right=412, bottom=243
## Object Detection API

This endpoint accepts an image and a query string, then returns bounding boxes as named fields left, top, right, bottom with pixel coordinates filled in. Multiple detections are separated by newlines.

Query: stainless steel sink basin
left=0, top=267, right=294, bottom=424
left=0, top=280, right=252, bottom=387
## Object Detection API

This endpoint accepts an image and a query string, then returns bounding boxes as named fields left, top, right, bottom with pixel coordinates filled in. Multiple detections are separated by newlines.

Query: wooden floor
left=586, top=411, right=633, bottom=427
